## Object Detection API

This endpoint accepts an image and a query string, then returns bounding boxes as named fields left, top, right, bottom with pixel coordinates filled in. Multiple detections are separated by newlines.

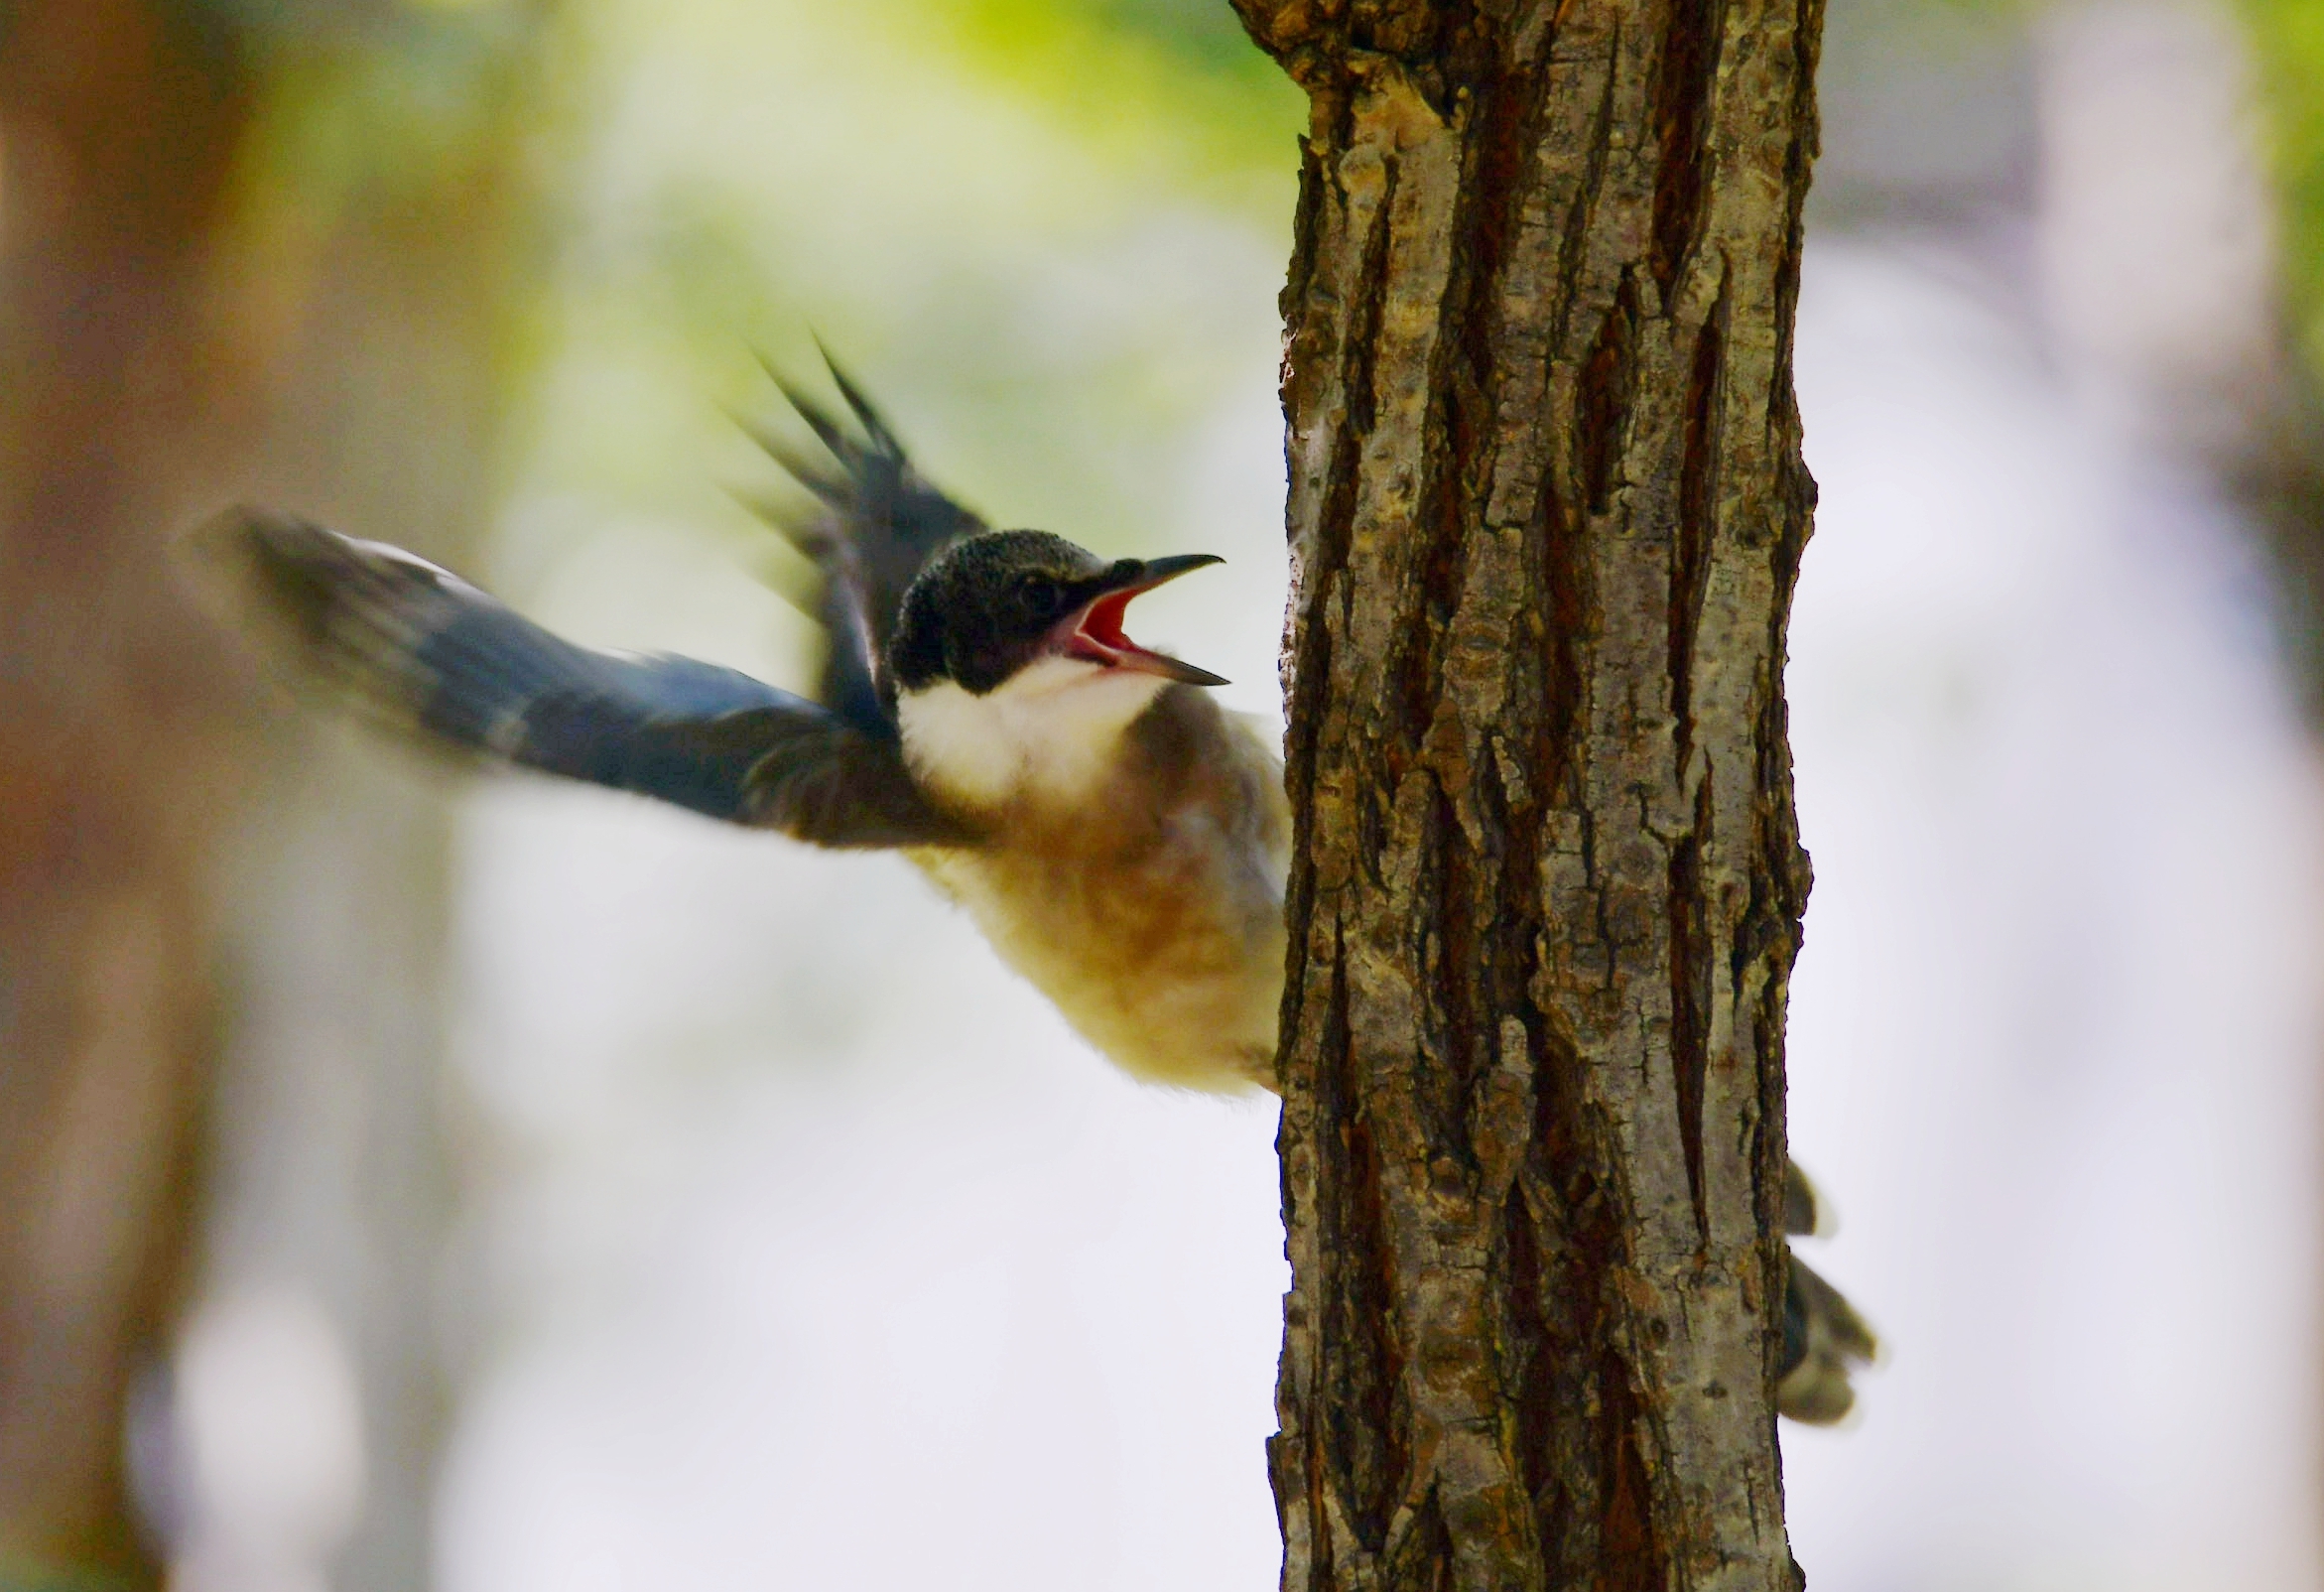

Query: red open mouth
left=1057, top=556, right=1228, bottom=687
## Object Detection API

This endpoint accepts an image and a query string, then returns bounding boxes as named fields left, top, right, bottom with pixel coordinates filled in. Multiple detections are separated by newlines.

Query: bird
left=192, top=356, right=1875, bottom=1421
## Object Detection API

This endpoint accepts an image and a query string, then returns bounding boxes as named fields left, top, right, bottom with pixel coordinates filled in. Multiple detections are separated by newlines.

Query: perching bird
left=194, top=359, right=1874, bottom=1421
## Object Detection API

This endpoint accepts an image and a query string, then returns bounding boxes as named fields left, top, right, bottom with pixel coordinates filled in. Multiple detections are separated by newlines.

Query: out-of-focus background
left=5, top=0, right=2324, bottom=1587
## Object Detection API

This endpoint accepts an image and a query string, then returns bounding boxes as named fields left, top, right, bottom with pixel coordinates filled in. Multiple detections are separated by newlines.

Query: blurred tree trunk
left=0, top=4, right=551, bottom=1587
left=202, top=130, right=548, bottom=1592
left=0, top=6, right=259, bottom=1581
left=1233, top=2, right=1821, bottom=1587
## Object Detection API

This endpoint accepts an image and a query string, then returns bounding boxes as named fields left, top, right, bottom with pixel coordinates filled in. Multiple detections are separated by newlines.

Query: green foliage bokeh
left=2240, top=0, right=2324, bottom=374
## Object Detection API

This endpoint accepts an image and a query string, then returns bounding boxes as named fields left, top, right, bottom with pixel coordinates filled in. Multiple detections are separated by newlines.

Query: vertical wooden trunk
left=0, top=7, right=545, bottom=1584
left=1235, top=1, right=1822, bottom=1586
left=0, top=8, right=257, bottom=1579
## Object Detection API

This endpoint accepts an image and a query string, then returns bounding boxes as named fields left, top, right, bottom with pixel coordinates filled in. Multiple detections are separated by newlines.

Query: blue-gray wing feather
left=209, top=510, right=968, bottom=847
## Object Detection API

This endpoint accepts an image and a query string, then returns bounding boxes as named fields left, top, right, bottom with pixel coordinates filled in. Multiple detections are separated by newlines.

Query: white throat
left=896, top=656, right=1171, bottom=811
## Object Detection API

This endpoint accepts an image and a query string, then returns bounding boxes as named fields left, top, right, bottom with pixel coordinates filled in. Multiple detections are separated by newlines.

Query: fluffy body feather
left=902, top=671, right=1287, bottom=1090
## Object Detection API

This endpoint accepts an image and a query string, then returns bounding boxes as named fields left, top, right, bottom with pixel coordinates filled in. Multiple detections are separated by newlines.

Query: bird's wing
left=201, top=510, right=972, bottom=849
left=742, top=354, right=985, bottom=734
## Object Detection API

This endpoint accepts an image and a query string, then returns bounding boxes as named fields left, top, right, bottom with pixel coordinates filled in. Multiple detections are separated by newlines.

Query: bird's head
left=888, top=529, right=1227, bottom=700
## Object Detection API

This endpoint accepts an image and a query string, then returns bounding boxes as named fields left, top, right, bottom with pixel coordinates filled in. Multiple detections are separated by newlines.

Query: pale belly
left=911, top=829, right=1284, bottom=1094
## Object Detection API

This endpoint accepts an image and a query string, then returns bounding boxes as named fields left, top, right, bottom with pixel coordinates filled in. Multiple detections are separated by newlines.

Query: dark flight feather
left=747, top=350, right=986, bottom=733
left=199, top=509, right=970, bottom=848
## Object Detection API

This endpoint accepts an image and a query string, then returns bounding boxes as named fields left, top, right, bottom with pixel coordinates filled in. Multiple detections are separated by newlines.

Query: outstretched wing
left=743, top=353, right=984, bottom=733
left=200, top=510, right=972, bottom=849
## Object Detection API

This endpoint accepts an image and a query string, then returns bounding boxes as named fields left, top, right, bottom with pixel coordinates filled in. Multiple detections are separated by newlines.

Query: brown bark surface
left=1234, top=1, right=1822, bottom=1587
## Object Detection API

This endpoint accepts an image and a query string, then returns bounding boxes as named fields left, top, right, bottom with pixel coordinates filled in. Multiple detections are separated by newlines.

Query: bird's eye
left=1016, top=576, right=1062, bottom=616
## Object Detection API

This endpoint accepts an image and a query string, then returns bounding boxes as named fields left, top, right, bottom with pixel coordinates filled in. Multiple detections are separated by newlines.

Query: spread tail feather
left=1777, top=1252, right=1877, bottom=1424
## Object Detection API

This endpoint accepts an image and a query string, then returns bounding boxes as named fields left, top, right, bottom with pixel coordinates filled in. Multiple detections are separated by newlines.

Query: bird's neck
left=895, top=658, right=1171, bottom=813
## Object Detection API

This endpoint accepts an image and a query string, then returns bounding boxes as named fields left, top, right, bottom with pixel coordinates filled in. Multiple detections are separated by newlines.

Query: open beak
left=1060, top=554, right=1228, bottom=687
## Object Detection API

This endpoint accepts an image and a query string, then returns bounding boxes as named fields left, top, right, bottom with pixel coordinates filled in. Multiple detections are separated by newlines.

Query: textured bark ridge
left=1235, top=1, right=1822, bottom=1587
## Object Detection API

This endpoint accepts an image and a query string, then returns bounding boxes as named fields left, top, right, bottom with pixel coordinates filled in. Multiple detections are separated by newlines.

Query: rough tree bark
left=1232, top=1, right=1821, bottom=1587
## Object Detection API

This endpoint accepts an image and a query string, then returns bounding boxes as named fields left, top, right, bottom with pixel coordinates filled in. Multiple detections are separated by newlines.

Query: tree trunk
left=0, top=8, right=258, bottom=1580
left=1233, top=2, right=1821, bottom=1587
left=0, top=6, right=549, bottom=1584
